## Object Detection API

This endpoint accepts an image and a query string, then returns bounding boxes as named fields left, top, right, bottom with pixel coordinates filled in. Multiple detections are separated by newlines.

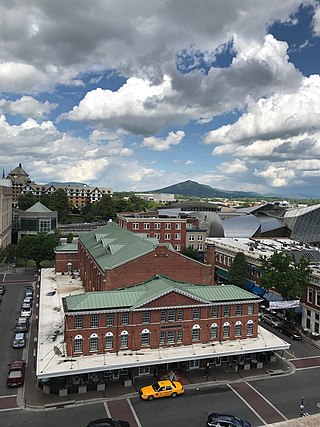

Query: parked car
left=139, top=379, right=184, bottom=400
left=6, top=360, right=26, bottom=387
left=207, top=413, right=252, bottom=427
left=0, top=285, right=5, bottom=295
left=13, top=332, right=26, bottom=349
left=86, top=419, right=130, bottom=427
left=279, top=322, right=302, bottom=340
left=15, top=318, right=29, bottom=333
left=21, top=302, right=32, bottom=310
left=260, top=313, right=282, bottom=328
left=22, top=296, right=33, bottom=304
left=25, top=287, right=33, bottom=298
left=20, top=307, right=32, bottom=318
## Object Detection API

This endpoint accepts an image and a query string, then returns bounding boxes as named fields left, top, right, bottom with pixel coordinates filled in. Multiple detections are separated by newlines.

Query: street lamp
left=300, top=397, right=304, bottom=417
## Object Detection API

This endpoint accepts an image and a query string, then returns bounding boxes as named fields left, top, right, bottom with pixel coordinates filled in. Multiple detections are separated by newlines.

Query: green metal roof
left=55, top=243, right=78, bottom=252
left=26, top=202, right=53, bottom=213
left=63, top=275, right=261, bottom=312
left=78, top=221, right=170, bottom=270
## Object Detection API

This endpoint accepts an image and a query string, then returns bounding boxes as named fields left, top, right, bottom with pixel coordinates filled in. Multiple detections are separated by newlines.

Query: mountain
left=151, top=180, right=260, bottom=198
left=45, top=181, right=87, bottom=186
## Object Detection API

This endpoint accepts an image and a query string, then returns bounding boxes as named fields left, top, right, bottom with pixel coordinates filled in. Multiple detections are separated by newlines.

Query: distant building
left=6, top=164, right=113, bottom=207
left=135, top=193, right=175, bottom=203
left=0, top=179, right=12, bottom=248
left=12, top=202, right=58, bottom=243
left=283, top=204, right=320, bottom=245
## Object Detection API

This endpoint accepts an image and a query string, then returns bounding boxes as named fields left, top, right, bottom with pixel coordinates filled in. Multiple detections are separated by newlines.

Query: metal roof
left=63, top=275, right=261, bottom=312
left=78, top=221, right=169, bottom=270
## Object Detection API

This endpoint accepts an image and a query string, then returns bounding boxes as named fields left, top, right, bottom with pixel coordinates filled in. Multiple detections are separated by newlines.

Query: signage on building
left=269, top=300, right=300, bottom=309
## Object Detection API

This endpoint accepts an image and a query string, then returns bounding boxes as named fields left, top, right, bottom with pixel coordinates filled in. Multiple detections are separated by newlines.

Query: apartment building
left=0, top=179, right=12, bottom=248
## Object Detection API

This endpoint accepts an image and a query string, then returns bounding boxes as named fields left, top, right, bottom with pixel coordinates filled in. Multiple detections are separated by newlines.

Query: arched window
left=74, top=334, right=83, bottom=353
left=247, top=320, right=254, bottom=336
left=120, top=330, right=129, bottom=349
left=141, top=328, right=150, bottom=347
left=192, top=324, right=200, bottom=342
left=105, top=332, right=113, bottom=349
left=223, top=322, right=230, bottom=338
left=235, top=320, right=242, bottom=337
left=210, top=323, right=218, bottom=340
left=90, top=333, right=98, bottom=352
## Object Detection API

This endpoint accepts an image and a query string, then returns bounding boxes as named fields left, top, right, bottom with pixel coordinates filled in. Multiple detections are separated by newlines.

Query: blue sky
left=1, top=1, right=320, bottom=198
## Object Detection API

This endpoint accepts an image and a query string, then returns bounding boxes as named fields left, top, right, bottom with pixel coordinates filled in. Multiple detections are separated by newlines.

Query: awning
left=246, top=282, right=266, bottom=297
left=215, top=267, right=229, bottom=279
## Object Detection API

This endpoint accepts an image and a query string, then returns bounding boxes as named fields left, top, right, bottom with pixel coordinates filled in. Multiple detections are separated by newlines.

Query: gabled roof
left=26, top=202, right=53, bottom=213
left=78, top=221, right=170, bottom=270
left=9, top=164, right=28, bottom=176
left=63, top=275, right=261, bottom=312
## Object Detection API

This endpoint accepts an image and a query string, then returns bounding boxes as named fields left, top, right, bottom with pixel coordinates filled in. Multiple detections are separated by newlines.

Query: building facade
left=0, top=179, right=12, bottom=248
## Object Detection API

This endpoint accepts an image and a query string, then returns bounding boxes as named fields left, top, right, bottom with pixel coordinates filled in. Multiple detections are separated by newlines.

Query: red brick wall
left=64, top=301, right=259, bottom=356
left=55, top=253, right=79, bottom=273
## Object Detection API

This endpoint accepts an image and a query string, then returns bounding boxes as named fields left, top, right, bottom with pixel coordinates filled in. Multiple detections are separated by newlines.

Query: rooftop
left=37, top=269, right=290, bottom=380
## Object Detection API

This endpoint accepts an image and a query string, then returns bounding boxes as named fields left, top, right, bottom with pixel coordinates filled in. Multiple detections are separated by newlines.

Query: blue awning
left=246, top=282, right=266, bottom=297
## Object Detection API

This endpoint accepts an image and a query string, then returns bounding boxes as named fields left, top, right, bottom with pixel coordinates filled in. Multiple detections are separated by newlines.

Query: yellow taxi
left=139, top=379, right=184, bottom=401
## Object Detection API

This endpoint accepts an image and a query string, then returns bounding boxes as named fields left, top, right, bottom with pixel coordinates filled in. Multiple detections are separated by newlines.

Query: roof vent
left=155, top=274, right=160, bottom=279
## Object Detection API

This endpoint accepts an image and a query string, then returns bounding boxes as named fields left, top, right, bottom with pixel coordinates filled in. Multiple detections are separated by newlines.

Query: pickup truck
left=6, top=361, right=26, bottom=387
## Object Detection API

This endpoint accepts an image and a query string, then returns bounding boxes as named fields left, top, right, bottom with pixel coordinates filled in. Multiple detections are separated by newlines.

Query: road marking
left=295, top=366, right=320, bottom=371
left=126, top=398, right=142, bottom=427
left=103, top=401, right=111, bottom=418
left=245, top=382, right=288, bottom=421
left=284, top=349, right=295, bottom=358
left=228, top=384, right=267, bottom=426
left=0, top=395, right=16, bottom=399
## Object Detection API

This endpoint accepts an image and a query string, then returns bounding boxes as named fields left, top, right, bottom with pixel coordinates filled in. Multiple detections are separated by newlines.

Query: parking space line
left=126, top=398, right=142, bottom=427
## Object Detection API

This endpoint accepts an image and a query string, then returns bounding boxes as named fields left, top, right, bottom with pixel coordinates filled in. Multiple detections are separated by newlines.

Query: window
left=142, top=311, right=150, bottom=323
left=307, top=288, right=313, bottom=303
left=223, top=323, right=230, bottom=338
left=105, top=333, right=113, bottom=349
left=120, top=331, right=128, bottom=348
left=106, top=313, right=114, bottom=326
left=175, top=223, right=181, bottom=230
left=74, top=335, right=83, bottom=353
left=160, top=310, right=166, bottom=322
left=192, top=326, right=200, bottom=341
left=164, top=233, right=171, bottom=240
left=159, top=331, right=165, bottom=345
left=247, top=321, right=253, bottom=336
left=121, top=312, right=129, bottom=325
left=211, top=306, right=218, bottom=318
left=177, top=330, right=183, bottom=343
left=144, top=223, right=150, bottom=230
left=75, top=316, right=83, bottom=329
left=165, top=223, right=171, bottom=230
left=247, top=304, right=254, bottom=316
left=316, top=313, right=320, bottom=321
left=141, top=330, right=150, bottom=346
left=175, top=233, right=181, bottom=240
left=168, top=309, right=176, bottom=322
left=139, top=366, right=150, bottom=375
left=39, top=219, right=51, bottom=233
left=210, top=324, right=218, bottom=339
left=177, top=309, right=183, bottom=321
left=197, top=244, right=203, bottom=251
left=189, top=235, right=195, bottom=241
left=132, top=223, right=139, bottom=230
left=223, top=305, right=230, bottom=317
left=235, top=322, right=242, bottom=337
left=193, top=307, right=200, bottom=320
left=167, top=330, right=175, bottom=344
left=154, top=233, right=161, bottom=239
left=315, top=322, right=319, bottom=334
left=174, top=245, right=181, bottom=251
left=197, top=235, right=203, bottom=241
left=154, top=223, right=160, bottom=230
left=90, top=334, right=98, bottom=352
left=236, top=305, right=242, bottom=316
left=316, top=291, right=320, bottom=307
left=90, top=315, right=98, bottom=328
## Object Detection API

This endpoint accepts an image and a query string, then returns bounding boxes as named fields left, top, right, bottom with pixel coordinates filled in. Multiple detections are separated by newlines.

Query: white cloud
left=312, top=4, right=320, bottom=36
left=142, top=130, right=185, bottom=151
left=185, top=160, right=194, bottom=165
left=218, top=159, right=248, bottom=175
left=0, top=96, right=57, bottom=118
left=254, top=164, right=296, bottom=187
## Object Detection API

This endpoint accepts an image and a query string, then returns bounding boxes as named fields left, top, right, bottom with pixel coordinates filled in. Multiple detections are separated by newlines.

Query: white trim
left=105, top=332, right=113, bottom=337
left=223, top=322, right=230, bottom=326
left=90, top=333, right=98, bottom=338
left=192, top=324, right=201, bottom=330
left=120, top=330, right=128, bottom=335
left=141, top=328, right=150, bottom=334
left=235, top=320, right=242, bottom=325
left=74, top=334, right=83, bottom=339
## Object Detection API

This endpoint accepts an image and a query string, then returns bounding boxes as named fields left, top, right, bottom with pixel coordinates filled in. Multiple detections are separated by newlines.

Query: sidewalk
left=22, top=355, right=294, bottom=410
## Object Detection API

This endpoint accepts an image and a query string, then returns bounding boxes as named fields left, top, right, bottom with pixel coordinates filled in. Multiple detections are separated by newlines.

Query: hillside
left=152, top=180, right=260, bottom=198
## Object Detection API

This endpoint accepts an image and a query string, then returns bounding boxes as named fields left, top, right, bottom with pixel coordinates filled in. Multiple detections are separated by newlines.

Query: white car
left=20, top=307, right=32, bottom=318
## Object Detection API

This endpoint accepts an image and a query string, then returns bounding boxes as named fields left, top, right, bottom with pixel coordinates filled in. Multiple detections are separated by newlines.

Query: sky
left=1, top=1, right=320, bottom=198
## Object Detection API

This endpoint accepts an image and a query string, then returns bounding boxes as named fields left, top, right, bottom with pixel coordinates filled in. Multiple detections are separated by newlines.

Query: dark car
left=207, top=413, right=251, bottom=427
left=0, top=285, right=5, bottom=295
left=6, top=360, right=26, bottom=387
left=15, top=318, right=29, bottom=333
left=279, top=322, right=302, bottom=340
left=86, top=419, right=130, bottom=427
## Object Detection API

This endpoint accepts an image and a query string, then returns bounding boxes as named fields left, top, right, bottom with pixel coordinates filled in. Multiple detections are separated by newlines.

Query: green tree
left=0, top=244, right=17, bottom=263
left=17, top=193, right=36, bottom=210
left=48, top=189, right=70, bottom=223
left=181, top=245, right=199, bottom=260
left=17, top=231, right=60, bottom=269
left=94, top=195, right=116, bottom=219
left=228, top=252, right=247, bottom=289
left=66, top=233, right=74, bottom=243
left=259, top=252, right=311, bottom=300
left=125, top=195, right=148, bottom=212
